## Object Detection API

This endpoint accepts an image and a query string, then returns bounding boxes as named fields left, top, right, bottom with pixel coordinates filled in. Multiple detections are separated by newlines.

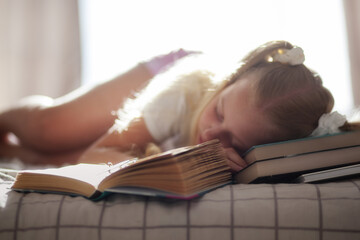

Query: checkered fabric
left=0, top=177, right=359, bottom=240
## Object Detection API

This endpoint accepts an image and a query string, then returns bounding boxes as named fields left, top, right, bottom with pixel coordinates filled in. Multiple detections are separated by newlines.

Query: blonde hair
left=189, top=40, right=359, bottom=145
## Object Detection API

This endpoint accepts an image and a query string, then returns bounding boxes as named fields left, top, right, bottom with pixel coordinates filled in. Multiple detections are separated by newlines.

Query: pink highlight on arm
left=144, top=49, right=202, bottom=76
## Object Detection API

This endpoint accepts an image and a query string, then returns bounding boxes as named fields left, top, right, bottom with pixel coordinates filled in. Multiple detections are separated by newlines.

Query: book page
left=21, top=163, right=110, bottom=187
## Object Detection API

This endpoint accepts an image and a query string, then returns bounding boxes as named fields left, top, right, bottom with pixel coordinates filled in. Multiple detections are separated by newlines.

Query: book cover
left=295, top=163, right=360, bottom=183
left=242, top=130, right=360, bottom=164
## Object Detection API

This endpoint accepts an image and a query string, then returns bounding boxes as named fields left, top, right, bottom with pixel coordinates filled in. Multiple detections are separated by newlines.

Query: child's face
left=196, top=76, right=276, bottom=155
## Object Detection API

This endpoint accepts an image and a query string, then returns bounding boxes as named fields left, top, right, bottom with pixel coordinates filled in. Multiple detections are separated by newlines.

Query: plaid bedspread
left=0, top=175, right=359, bottom=240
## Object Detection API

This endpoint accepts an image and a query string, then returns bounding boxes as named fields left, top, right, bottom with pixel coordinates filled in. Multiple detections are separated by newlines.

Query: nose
left=202, top=126, right=232, bottom=147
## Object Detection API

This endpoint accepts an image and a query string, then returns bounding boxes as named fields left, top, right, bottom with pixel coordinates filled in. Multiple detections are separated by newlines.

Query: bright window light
left=79, top=0, right=352, bottom=114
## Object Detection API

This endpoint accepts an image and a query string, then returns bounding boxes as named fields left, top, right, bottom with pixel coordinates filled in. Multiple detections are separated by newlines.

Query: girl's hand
left=144, top=49, right=202, bottom=76
left=223, top=147, right=248, bottom=172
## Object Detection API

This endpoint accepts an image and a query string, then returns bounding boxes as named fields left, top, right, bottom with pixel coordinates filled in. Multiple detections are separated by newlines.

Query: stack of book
left=235, top=130, right=360, bottom=183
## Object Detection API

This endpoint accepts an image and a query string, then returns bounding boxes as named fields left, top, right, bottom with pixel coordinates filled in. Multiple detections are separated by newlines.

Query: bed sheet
left=0, top=166, right=359, bottom=240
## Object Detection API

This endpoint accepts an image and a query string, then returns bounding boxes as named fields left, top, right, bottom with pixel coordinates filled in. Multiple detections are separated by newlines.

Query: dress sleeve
left=142, top=70, right=213, bottom=146
left=142, top=86, right=187, bottom=143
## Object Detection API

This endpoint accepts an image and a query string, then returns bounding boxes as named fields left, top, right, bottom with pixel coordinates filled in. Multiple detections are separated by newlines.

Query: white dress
left=142, top=71, right=213, bottom=150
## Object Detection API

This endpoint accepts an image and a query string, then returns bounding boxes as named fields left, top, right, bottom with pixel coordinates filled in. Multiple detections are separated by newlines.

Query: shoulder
left=169, top=70, right=215, bottom=101
left=173, top=70, right=215, bottom=91
left=143, top=70, right=214, bottom=107
left=141, top=70, right=214, bottom=143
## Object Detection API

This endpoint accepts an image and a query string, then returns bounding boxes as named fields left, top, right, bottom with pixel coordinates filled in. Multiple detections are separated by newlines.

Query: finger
left=224, top=148, right=248, bottom=172
left=176, top=49, right=203, bottom=58
left=144, top=49, right=202, bottom=76
left=225, top=159, right=243, bottom=172
left=225, top=148, right=247, bottom=167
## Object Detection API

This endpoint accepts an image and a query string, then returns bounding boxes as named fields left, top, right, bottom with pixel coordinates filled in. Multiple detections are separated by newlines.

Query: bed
left=0, top=162, right=359, bottom=240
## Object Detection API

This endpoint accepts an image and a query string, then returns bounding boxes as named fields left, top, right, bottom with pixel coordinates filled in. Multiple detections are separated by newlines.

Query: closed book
left=243, top=130, right=360, bottom=164
left=235, top=145, right=360, bottom=184
left=295, top=163, right=360, bottom=183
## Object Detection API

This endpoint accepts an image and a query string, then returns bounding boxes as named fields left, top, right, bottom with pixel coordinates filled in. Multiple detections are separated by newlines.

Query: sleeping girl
left=0, top=41, right=359, bottom=171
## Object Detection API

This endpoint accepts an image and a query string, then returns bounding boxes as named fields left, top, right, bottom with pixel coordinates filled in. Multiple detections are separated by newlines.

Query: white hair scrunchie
left=311, top=111, right=347, bottom=137
left=272, top=47, right=305, bottom=65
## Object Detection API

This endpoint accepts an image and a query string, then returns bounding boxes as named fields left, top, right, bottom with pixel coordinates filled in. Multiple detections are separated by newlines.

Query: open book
left=11, top=140, right=232, bottom=200
left=235, top=130, right=360, bottom=184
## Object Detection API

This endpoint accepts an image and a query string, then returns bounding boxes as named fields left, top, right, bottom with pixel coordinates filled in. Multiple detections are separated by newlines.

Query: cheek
left=196, top=96, right=219, bottom=136
left=198, top=106, right=213, bottom=130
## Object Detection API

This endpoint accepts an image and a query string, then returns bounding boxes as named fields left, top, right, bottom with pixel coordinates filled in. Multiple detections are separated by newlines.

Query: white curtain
left=344, top=0, right=360, bottom=108
left=0, top=0, right=81, bottom=111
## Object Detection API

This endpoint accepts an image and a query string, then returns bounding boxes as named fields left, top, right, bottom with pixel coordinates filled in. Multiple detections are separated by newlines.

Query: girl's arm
left=0, top=49, right=198, bottom=154
left=77, top=117, right=156, bottom=164
left=0, top=63, right=154, bottom=154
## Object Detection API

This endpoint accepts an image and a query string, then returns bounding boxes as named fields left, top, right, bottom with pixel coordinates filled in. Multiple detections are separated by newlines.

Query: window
left=79, top=0, right=352, bottom=114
